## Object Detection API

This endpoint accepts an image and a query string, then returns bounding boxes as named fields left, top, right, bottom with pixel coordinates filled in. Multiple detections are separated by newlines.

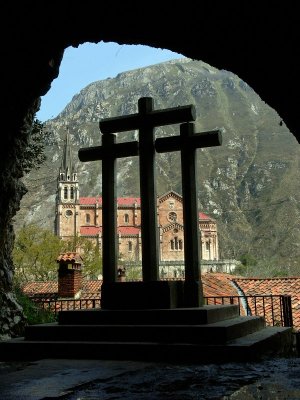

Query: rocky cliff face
left=16, top=58, right=300, bottom=271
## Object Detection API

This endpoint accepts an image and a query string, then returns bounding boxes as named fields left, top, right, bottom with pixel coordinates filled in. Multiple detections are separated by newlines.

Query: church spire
left=55, top=127, right=80, bottom=238
left=59, top=127, right=75, bottom=180
left=57, top=127, right=79, bottom=203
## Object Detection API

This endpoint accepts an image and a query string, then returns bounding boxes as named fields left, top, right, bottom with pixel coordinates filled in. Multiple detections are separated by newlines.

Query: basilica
left=55, top=132, right=219, bottom=266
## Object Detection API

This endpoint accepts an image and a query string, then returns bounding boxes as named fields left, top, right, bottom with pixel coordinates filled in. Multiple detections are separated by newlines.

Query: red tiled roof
left=79, top=197, right=141, bottom=206
left=80, top=196, right=102, bottom=205
left=118, top=226, right=140, bottom=235
left=201, top=273, right=245, bottom=314
left=22, top=280, right=101, bottom=302
left=79, top=196, right=211, bottom=220
left=56, top=252, right=83, bottom=263
left=199, top=212, right=213, bottom=220
left=80, top=226, right=102, bottom=235
left=233, top=277, right=300, bottom=330
left=202, top=273, right=237, bottom=297
left=117, top=197, right=141, bottom=206
left=22, top=281, right=58, bottom=295
left=82, top=280, right=101, bottom=293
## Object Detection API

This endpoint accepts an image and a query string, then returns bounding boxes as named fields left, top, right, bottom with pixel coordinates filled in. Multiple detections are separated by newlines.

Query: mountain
left=15, top=58, right=300, bottom=272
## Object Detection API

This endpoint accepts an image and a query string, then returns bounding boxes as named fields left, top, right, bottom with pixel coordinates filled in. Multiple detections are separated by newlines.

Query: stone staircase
left=0, top=305, right=293, bottom=363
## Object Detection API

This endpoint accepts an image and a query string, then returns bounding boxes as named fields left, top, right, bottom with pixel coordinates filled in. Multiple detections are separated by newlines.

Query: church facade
left=55, top=132, right=219, bottom=265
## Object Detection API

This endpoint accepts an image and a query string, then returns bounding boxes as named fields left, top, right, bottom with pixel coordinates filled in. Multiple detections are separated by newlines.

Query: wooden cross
left=79, top=97, right=195, bottom=284
left=79, top=135, right=138, bottom=282
left=155, top=123, right=222, bottom=306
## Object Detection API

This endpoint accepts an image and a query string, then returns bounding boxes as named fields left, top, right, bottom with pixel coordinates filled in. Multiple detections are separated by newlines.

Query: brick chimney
left=57, top=252, right=83, bottom=298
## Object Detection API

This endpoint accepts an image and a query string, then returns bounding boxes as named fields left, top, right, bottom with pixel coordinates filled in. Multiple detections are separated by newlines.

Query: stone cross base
left=101, top=281, right=185, bottom=310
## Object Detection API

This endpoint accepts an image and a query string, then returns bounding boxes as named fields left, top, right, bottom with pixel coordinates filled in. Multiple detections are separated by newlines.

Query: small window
left=124, top=213, right=129, bottom=223
left=86, top=213, right=91, bottom=224
left=65, top=209, right=73, bottom=217
left=64, top=186, right=68, bottom=199
left=70, top=187, right=74, bottom=200
left=169, top=200, right=175, bottom=209
left=128, top=241, right=133, bottom=252
left=170, top=236, right=183, bottom=251
left=179, top=239, right=183, bottom=250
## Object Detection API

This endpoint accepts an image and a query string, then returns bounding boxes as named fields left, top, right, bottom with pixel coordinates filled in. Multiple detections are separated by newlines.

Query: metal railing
left=36, top=298, right=101, bottom=314
left=33, top=294, right=293, bottom=328
left=204, top=294, right=293, bottom=327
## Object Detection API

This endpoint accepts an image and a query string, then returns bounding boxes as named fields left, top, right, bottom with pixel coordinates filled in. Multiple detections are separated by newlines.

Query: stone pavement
left=1, top=357, right=300, bottom=399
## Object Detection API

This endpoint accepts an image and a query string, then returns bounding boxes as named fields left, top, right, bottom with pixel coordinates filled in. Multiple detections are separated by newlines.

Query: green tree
left=21, top=118, right=50, bottom=174
left=63, top=234, right=102, bottom=280
left=13, top=224, right=64, bottom=284
left=240, top=253, right=257, bottom=267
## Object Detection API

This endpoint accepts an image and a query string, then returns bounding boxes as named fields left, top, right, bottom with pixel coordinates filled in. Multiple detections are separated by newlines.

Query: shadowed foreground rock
left=1, top=357, right=300, bottom=399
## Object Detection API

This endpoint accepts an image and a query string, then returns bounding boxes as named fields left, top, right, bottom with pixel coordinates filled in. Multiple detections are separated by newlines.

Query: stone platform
left=0, top=305, right=293, bottom=364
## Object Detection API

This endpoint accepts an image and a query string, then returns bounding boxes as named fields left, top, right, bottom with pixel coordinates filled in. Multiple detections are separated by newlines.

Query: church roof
left=79, top=193, right=214, bottom=220
left=80, top=226, right=101, bottom=235
left=118, top=227, right=140, bottom=235
left=117, top=197, right=141, bottom=206
left=199, top=212, right=212, bottom=220
left=80, top=196, right=102, bottom=205
left=158, top=190, right=183, bottom=203
left=79, top=197, right=141, bottom=206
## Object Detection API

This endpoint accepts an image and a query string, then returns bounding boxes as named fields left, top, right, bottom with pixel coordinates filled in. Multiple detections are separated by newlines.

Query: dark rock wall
left=0, top=3, right=299, bottom=337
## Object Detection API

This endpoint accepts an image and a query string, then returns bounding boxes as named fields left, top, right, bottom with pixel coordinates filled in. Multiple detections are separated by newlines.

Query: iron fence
left=33, top=294, right=293, bottom=328
left=204, top=294, right=293, bottom=327
left=36, top=298, right=101, bottom=314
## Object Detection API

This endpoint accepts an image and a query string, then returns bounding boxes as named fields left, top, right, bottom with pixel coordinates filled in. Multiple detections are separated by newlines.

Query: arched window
left=124, top=213, right=129, bottom=223
left=128, top=241, right=133, bottom=252
left=86, top=213, right=90, bottom=224
left=179, top=239, right=183, bottom=250
left=70, top=186, right=74, bottom=200
left=170, top=236, right=183, bottom=251
left=63, top=186, right=68, bottom=199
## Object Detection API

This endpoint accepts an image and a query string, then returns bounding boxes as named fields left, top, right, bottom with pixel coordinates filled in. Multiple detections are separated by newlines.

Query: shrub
left=14, top=286, right=57, bottom=325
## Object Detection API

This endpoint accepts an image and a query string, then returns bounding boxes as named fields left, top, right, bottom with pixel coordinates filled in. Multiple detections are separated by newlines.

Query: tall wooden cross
left=79, top=135, right=139, bottom=282
left=79, top=97, right=196, bottom=285
left=155, top=123, right=222, bottom=306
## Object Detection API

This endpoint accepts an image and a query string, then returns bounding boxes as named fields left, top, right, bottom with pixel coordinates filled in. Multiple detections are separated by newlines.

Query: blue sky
left=37, top=42, right=183, bottom=122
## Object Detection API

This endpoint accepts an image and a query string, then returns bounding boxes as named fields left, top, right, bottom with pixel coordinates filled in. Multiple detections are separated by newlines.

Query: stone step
left=0, top=327, right=293, bottom=363
left=58, top=305, right=240, bottom=325
left=25, top=316, right=265, bottom=344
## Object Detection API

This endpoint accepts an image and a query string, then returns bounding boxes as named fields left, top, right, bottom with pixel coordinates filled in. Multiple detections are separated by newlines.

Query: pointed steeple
left=56, top=127, right=79, bottom=204
left=59, top=127, right=75, bottom=181
left=55, top=127, right=80, bottom=238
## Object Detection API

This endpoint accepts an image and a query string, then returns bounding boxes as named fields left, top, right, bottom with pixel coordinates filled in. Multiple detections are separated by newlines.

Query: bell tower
left=55, top=129, right=80, bottom=240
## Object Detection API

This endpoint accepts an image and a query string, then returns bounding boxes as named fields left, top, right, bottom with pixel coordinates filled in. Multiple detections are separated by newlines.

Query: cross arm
left=155, top=130, right=222, bottom=153
left=78, top=141, right=139, bottom=162
left=99, top=104, right=196, bottom=134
